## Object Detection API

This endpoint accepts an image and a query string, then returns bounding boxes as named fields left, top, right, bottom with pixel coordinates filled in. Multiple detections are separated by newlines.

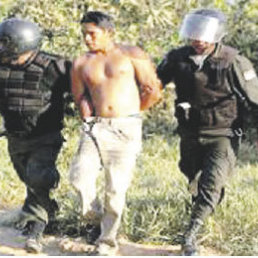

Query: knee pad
left=26, top=166, right=60, bottom=190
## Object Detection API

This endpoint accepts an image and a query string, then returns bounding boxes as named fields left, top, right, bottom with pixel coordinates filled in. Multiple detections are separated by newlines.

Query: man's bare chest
left=82, top=54, right=134, bottom=85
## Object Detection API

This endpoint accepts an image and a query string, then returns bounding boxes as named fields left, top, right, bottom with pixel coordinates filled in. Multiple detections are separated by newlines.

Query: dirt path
left=0, top=209, right=222, bottom=256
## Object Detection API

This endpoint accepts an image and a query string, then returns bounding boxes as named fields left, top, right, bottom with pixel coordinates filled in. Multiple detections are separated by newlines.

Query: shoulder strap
left=33, top=52, right=53, bottom=69
left=211, top=44, right=239, bottom=68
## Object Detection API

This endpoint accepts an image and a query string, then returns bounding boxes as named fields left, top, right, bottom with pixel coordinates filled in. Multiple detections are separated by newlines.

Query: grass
left=0, top=112, right=258, bottom=255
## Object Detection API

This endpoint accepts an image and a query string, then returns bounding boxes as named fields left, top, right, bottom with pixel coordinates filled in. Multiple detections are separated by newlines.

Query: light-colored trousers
left=69, top=116, right=142, bottom=247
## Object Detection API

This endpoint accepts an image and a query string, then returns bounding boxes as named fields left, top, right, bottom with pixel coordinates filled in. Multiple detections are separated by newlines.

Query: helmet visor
left=179, top=14, right=225, bottom=43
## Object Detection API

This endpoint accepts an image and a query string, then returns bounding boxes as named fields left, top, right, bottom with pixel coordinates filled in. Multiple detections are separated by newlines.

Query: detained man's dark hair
left=80, top=11, right=114, bottom=31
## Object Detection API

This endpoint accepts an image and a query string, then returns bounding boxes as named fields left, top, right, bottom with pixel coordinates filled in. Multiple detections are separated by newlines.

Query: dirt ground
left=0, top=209, right=222, bottom=256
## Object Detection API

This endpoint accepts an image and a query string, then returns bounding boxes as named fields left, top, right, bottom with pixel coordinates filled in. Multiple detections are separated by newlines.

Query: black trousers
left=7, top=131, right=63, bottom=223
left=179, top=135, right=237, bottom=221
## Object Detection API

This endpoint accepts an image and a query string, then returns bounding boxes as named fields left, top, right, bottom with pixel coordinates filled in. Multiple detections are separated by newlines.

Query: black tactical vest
left=0, top=52, right=66, bottom=136
left=172, top=45, right=239, bottom=131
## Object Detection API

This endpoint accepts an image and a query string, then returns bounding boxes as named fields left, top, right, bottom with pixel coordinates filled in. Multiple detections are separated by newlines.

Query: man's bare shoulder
left=73, top=53, right=92, bottom=69
left=119, top=44, right=149, bottom=60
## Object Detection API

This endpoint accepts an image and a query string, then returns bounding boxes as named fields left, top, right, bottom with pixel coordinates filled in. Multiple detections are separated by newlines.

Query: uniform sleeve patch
left=243, top=69, right=257, bottom=81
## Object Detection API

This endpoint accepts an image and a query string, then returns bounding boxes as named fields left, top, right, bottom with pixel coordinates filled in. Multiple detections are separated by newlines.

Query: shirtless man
left=69, top=11, right=162, bottom=255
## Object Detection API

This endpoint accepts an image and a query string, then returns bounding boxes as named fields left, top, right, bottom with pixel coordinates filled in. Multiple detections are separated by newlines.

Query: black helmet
left=0, top=18, right=42, bottom=60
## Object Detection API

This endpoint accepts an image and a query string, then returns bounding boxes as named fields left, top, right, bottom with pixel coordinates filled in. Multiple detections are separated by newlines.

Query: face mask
left=189, top=54, right=208, bottom=70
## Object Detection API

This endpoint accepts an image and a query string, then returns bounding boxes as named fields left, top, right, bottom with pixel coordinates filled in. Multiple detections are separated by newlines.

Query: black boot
left=44, top=199, right=59, bottom=234
left=182, top=218, right=203, bottom=256
left=21, top=221, right=35, bottom=236
left=81, top=224, right=101, bottom=244
left=25, top=220, right=46, bottom=253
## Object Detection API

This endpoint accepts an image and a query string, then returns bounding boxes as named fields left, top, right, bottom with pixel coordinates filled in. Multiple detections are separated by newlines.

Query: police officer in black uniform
left=157, top=9, right=258, bottom=255
left=0, top=18, right=71, bottom=253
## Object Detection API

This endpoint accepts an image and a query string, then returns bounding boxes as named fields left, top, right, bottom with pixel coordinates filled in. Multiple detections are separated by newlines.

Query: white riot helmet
left=179, top=9, right=227, bottom=43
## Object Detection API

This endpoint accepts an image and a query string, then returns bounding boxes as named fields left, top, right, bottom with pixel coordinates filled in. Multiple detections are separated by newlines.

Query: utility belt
left=198, top=128, right=243, bottom=137
left=7, top=130, right=30, bottom=138
left=178, top=126, right=243, bottom=139
left=176, top=101, right=241, bottom=138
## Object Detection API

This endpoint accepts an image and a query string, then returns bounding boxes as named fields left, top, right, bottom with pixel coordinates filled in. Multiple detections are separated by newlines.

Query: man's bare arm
left=71, top=59, right=94, bottom=120
left=127, top=46, right=162, bottom=110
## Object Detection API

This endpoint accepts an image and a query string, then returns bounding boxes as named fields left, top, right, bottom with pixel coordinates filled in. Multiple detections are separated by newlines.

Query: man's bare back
left=72, top=22, right=161, bottom=119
